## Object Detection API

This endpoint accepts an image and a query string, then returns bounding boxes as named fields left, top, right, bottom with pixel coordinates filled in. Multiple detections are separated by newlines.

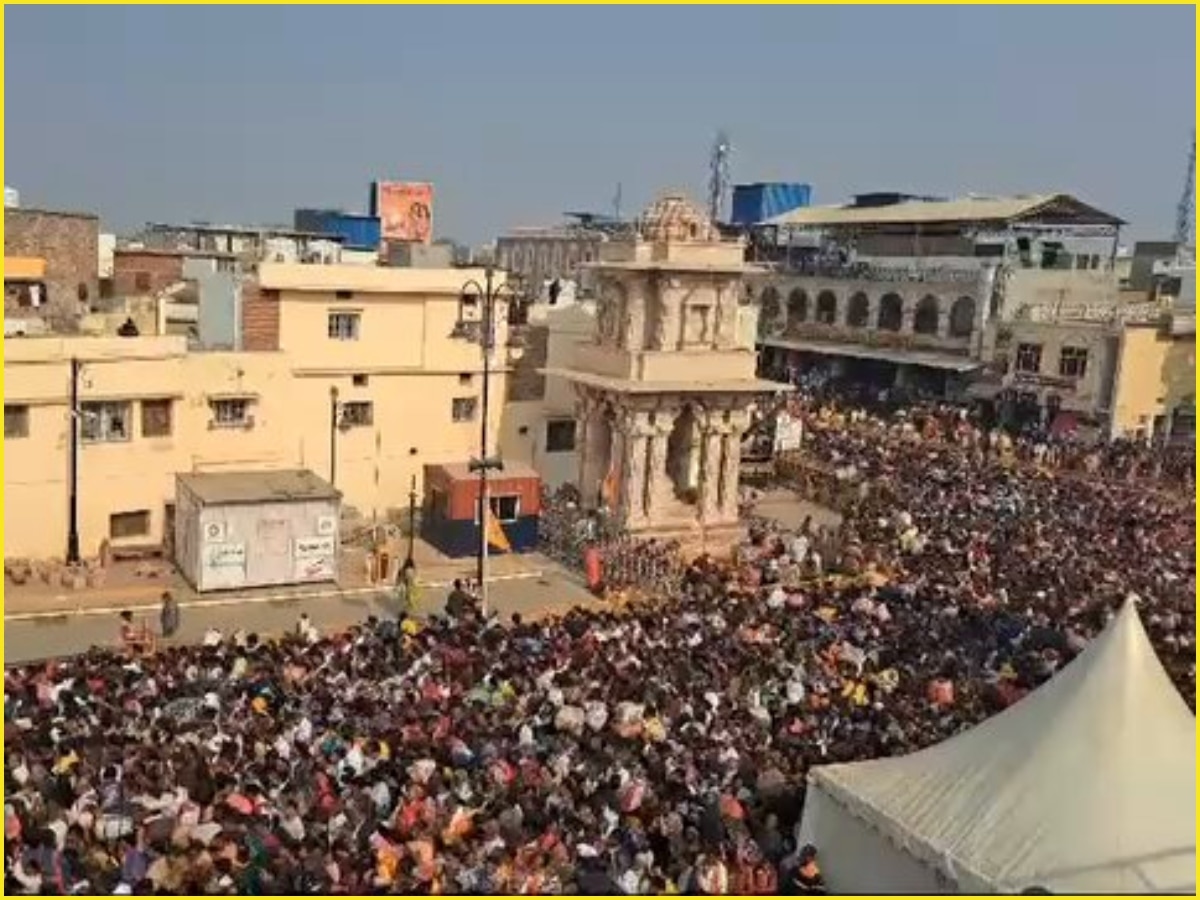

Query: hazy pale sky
left=5, top=5, right=1195, bottom=243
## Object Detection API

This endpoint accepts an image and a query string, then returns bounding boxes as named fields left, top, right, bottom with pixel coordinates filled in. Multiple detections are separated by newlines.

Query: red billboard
left=375, top=181, right=433, bottom=245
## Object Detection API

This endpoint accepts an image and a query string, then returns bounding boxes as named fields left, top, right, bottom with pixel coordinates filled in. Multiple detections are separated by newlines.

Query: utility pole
left=405, top=473, right=418, bottom=570
left=67, top=357, right=82, bottom=565
left=329, top=386, right=341, bottom=487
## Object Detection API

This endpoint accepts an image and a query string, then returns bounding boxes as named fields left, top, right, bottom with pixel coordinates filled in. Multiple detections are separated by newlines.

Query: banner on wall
left=374, top=181, right=434, bottom=245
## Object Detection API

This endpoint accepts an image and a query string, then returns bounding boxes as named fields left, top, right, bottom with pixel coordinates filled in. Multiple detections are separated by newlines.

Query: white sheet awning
left=808, top=599, right=1196, bottom=894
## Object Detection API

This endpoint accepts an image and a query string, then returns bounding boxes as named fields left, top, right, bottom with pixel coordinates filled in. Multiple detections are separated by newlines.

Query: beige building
left=500, top=297, right=597, bottom=490
left=545, top=195, right=781, bottom=547
left=3, top=263, right=515, bottom=561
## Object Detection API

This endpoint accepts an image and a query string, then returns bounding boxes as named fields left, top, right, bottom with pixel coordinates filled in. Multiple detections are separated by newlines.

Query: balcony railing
left=751, top=254, right=981, bottom=285
left=765, top=320, right=973, bottom=355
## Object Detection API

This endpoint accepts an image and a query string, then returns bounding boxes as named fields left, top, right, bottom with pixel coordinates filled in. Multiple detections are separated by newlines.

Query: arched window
left=786, top=289, right=809, bottom=329
left=759, top=287, right=782, bottom=336
left=949, top=296, right=976, bottom=337
left=816, top=291, right=838, bottom=325
left=913, top=295, right=940, bottom=335
left=847, top=292, right=870, bottom=327
left=877, top=293, right=903, bottom=331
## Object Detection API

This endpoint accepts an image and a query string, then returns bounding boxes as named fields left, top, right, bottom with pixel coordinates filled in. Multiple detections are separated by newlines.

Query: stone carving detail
left=640, top=194, right=717, bottom=243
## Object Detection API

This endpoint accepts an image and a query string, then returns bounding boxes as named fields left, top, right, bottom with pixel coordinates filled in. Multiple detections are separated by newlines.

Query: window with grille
left=452, top=397, right=478, bottom=422
left=81, top=402, right=132, bottom=443
left=327, top=311, right=361, bottom=340
left=1014, top=343, right=1043, bottom=374
left=4, top=405, right=29, bottom=439
left=110, top=510, right=150, bottom=539
left=210, top=398, right=252, bottom=428
left=140, top=399, right=173, bottom=437
left=1058, top=346, right=1089, bottom=379
left=545, top=419, right=576, bottom=453
left=340, top=401, right=373, bottom=427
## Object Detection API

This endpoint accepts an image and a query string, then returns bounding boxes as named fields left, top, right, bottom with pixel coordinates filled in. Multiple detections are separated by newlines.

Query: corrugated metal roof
left=763, top=193, right=1124, bottom=228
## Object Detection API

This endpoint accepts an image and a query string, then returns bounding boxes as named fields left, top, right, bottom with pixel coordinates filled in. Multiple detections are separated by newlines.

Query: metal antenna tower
left=613, top=182, right=623, bottom=221
left=1173, top=131, right=1195, bottom=249
left=707, top=129, right=732, bottom=223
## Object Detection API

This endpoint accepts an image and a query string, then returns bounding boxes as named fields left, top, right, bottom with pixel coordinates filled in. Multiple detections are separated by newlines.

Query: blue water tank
left=731, top=183, right=812, bottom=226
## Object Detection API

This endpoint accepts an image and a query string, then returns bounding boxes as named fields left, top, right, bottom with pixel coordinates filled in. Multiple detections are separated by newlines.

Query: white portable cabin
left=175, top=469, right=341, bottom=593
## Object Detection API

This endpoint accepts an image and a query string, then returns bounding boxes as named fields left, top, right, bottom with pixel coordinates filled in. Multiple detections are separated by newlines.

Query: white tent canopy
left=799, top=600, right=1196, bottom=894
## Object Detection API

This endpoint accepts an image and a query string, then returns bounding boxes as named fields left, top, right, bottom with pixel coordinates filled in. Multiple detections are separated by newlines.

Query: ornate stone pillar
left=700, top=420, right=726, bottom=524
left=654, top=279, right=681, bottom=351
left=900, top=295, right=917, bottom=334
left=574, top=388, right=593, bottom=495
left=867, top=294, right=881, bottom=331
left=645, top=408, right=677, bottom=522
left=619, top=409, right=653, bottom=527
left=718, top=410, right=750, bottom=521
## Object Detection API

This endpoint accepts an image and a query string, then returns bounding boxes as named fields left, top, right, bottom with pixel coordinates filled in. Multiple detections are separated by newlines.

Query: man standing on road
left=395, top=560, right=419, bottom=615
left=159, top=591, right=180, bottom=640
left=445, top=578, right=474, bottom=620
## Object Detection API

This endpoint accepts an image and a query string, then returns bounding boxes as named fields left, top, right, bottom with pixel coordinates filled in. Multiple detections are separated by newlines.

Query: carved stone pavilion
left=545, top=193, right=787, bottom=551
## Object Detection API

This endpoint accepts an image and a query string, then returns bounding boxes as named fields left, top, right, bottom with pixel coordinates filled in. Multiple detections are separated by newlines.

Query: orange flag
left=485, top=504, right=512, bottom=553
left=600, top=462, right=620, bottom=508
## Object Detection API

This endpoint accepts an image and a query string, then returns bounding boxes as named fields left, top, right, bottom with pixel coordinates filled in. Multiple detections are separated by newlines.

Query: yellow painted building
left=3, top=264, right=514, bottom=560
left=1109, top=319, right=1196, bottom=441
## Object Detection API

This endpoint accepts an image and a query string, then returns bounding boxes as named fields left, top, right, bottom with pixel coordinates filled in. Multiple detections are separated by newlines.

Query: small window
left=452, top=397, right=478, bottom=423
left=490, top=495, right=520, bottom=523
left=5, top=404, right=29, bottom=439
left=1014, top=343, right=1043, bottom=374
left=458, top=373, right=473, bottom=386
left=210, top=398, right=252, bottom=428
left=1059, top=346, right=1089, bottom=380
left=352, top=373, right=369, bottom=387
left=340, top=401, right=374, bottom=427
left=134, top=271, right=152, bottom=291
left=81, top=402, right=132, bottom=443
left=140, top=399, right=173, bottom=438
left=336, top=290, right=354, bottom=300
left=327, top=311, right=361, bottom=341
left=545, top=419, right=577, bottom=453
left=110, top=510, right=150, bottom=539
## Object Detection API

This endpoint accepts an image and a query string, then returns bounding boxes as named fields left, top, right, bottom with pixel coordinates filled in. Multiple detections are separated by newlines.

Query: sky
left=5, top=5, right=1196, bottom=244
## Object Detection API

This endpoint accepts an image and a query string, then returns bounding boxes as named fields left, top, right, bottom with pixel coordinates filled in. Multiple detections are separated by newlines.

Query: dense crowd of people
left=5, top=389, right=1194, bottom=895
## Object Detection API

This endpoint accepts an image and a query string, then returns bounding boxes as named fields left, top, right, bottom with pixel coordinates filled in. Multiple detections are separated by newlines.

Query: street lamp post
left=67, top=357, right=82, bottom=565
left=405, top=473, right=418, bottom=570
left=452, top=266, right=521, bottom=617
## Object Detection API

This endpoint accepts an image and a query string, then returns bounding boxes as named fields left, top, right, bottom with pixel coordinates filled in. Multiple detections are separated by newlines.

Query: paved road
left=5, top=570, right=598, bottom=664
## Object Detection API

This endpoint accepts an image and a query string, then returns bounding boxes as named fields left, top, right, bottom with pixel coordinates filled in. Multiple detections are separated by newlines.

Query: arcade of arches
left=758, top=285, right=979, bottom=341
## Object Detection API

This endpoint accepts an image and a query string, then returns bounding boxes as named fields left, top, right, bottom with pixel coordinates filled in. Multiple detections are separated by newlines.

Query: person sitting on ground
left=118, top=611, right=152, bottom=656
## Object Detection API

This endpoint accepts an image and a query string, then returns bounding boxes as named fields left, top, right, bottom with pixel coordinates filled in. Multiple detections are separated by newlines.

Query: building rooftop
left=145, top=222, right=345, bottom=242
left=258, top=262, right=503, bottom=295
left=178, top=469, right=340, bottom=506
left=431, top=460, right=541, bottom=482
left=764, top=193, right=1125, bottom=229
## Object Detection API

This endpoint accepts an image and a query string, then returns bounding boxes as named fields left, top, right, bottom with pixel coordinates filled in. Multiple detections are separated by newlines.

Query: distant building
left=3, top=263, right=519, bottom=560
left=750, top=192, right=1139, bottom=430
left=5, top=186, right=19, bottom=208
left=139, top=221, right=345, bottom=266
left=496, top=213, right=632, bottom=300
left=4, top=206, right=100, bottom=323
